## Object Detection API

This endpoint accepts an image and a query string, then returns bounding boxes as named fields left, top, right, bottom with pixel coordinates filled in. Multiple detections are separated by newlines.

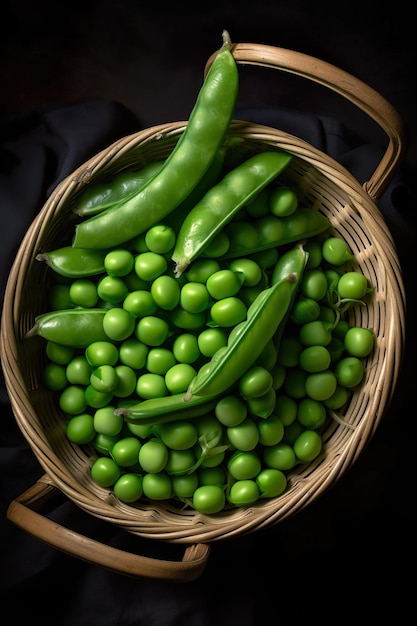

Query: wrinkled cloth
left=0, top=100, right=415, bottom=624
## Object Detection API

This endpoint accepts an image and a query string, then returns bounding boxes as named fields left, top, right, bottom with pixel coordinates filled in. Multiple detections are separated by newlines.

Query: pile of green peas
left=39, top=171, right=375, bottom=515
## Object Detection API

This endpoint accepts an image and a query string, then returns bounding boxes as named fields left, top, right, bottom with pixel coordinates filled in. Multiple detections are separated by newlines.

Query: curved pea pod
left=171, top=150, right=292, bottom=277
left=25, top=308, right=109, bottom=348
left=186, top=244, right=308, bottom=400
left=184, top=273, right=299, bottom=401
left=218, top=207, right=330, bottom=258
left=72, top=160, right=165, bottom=217
left=72, top=31, right=239, bottom=250
left=36, top=246, right=108, bottom=277
left=115, top=393, right=218, bottom=425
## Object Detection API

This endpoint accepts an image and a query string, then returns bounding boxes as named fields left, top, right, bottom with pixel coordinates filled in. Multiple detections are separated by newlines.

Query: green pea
left=197, top=328, right=227, bottom=357
left=66, top=413, right=96, bottom=444
left=165, top=363, right=197, bottom=394
left=142, top=472, right=172, bottom=500
left=113, top=473, right=143, bottom=503
left=172, top=473, right=199, bottom=498
left=228, top=480, right=259, bottom=506
left=118, top=338, right=148, bottom=369
left=97, top=275, right=128, bottom=303
left=172, top=333, right=201, bottom=364
left=274, top=395, right=298, bottom=426
left=206, top=269, right=242, bottom=299
left=269, top=185, right=298, bottom=217
left=185, top=258, right=221, bottom=283
left=42, top=362, right=68, bottom=390
left=59, top=385, right=87, bottom=415
left=134, top=252, right=167, bottom=281
left=84, top=385, right=114, bottom=409
left=146, top=348, right=176, bottom=375
left=180, top=282, right=210, bottom=313
left=256, top=468, right=287, bottom=498
left=66, top=355, right=92, bottom=385
left=215, top=395, right=247, bottom=427
left=136, top=373, right=168, bottom=399
left=263, top=442, right=297, bottom=470
left=210, top=297, right=247, bottom=327
left=139, top=439, right=169, bottom=473
left=90, top=457, right=121, bottom=487
left=90, top=364, right=118, bottom=393
left=171, top=308, right=207, bottom=330
left=85, top=341, right=119, bottom=366
left=46, top=341, right=75, bottom=365
left=111, top=437, right=141, bottom=466
left=239, top=365, right=273, bottom=398
left=297, top=397, right=327, bottom=429
left=123, top=290, right=157, bottom=317
left=48, top=284, right=73, bottom=310
left=103, top=308, right=135, bottom=341
left=93, top=406, right=123, bottom=436
left=228, top=258, right=262, bottom=287
left=293, top=430, right=323, bottom=462
left=104, top=249, right=134, bottom=276
left=69, top=279, right=99, bottom=307
left=228, top=450, right=262, bottom=480
left=150, top=275, right=181, bottom=310
left=257, top=414, right=285, bottom=446
left=135, top=315, right=170, bottom=346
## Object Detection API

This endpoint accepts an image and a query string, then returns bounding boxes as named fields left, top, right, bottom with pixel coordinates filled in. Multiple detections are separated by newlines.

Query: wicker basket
left=1, top=42, right=407, bottom=582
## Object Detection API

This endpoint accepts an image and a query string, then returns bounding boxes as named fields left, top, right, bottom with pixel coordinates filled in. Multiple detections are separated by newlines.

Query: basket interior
left=1, top=120, right=406, bottom=543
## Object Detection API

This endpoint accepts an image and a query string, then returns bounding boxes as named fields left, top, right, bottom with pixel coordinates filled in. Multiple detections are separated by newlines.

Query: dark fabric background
left=1, top=100, right=415, bottom=624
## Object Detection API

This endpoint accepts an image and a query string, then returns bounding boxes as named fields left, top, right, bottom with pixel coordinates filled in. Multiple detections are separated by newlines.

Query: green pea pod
left=26, top=308, right=109, bottom=347
left=185, top=278, right=298, bottom=401
left=164, top=148, right=225, bottom=231
left=217, top=207, right=330, bottom=259
left=36, top=246, right=108, bottom=277
left=171, top=150, right=292, bottom=277
left=115, top=393, right=218, bottom=425
left=72, top=160, right=165, bottom=217
left=270, top=243, right=309, bottom=348
left=72, top=31, right=239, bottom=250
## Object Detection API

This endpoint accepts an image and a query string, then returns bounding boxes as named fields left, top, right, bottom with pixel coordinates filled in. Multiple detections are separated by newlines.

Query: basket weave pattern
left=1, top=117, right=406, bottom=544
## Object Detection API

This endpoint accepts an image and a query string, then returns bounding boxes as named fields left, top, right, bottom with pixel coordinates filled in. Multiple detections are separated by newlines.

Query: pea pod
left=72, top=160, right=165, bottom=217
left=36, top=246, right=108, bottom=277
left=115, top=393, right=218, bottom=425
left=171, top=150, right=292, bottom=277
left=217, top=207, right=330, bottom=259
left=26, top=308, right=109, bottom=347
left=72, top=31, right=239, bottom=250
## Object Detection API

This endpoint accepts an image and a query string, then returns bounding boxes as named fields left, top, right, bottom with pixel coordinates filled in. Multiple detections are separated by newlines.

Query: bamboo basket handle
left=7, top=478, right=210, bottom=582
left=206, top=41, right=407, bottom=200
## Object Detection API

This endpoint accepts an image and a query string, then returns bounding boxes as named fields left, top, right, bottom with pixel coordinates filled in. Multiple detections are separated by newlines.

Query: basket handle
left=6, top=477, right=210, bottom=582
left=205, top=42, right=407, bottom=200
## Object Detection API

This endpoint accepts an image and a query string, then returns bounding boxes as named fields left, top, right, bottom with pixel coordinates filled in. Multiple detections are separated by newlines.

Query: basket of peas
left=1, top=32, right=406, bottom=581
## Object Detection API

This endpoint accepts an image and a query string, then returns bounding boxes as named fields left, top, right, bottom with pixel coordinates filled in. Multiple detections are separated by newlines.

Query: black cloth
left=1, top=100, right=415, bottom=624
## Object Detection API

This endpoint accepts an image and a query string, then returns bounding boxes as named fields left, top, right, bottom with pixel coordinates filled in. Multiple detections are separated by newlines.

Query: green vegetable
left=172, top=150, right=292, bottom=276
left=72, top=160, right=165, bottom=216
left=218, top=207, right=330, bottom=258
left=36, top=246, right=108, bottom=277
left=26, top=308, right=108, bottom=347
left=115, top=393, right=218, bottom=425
left=185, top=276, right=296, bottom=400
left=72, top=31, right=239, bottom=249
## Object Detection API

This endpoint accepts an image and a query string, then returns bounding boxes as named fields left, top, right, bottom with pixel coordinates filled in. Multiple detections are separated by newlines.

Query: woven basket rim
left=1, top=119, right=406, bottom=543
